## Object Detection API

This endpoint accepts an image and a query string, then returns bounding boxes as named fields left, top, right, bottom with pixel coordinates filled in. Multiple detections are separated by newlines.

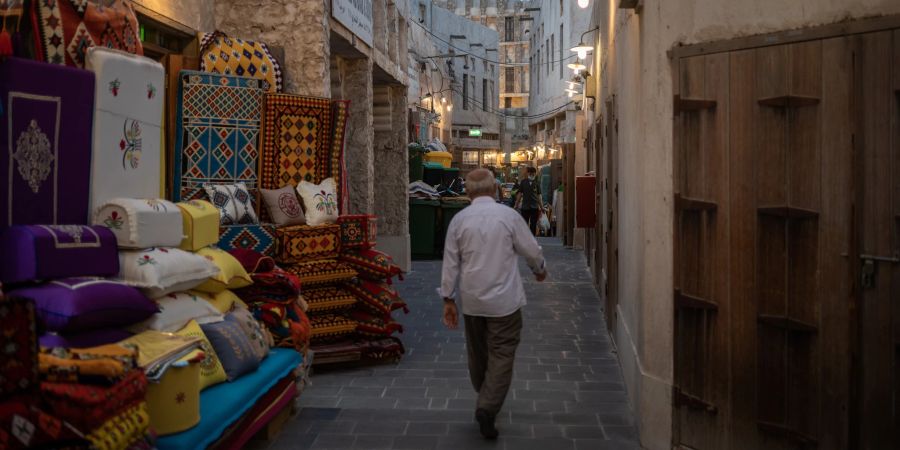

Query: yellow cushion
left=193, top=247, right=253, bottom=293
left=175, top=320, right=227, bottom=391
left=177, top=200, right=220, bottom=251
left=201, top=289, right=243, bottom=314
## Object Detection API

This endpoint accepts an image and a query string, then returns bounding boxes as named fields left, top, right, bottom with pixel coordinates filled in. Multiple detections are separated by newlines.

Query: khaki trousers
left=463, top=309, right=523, bottom=416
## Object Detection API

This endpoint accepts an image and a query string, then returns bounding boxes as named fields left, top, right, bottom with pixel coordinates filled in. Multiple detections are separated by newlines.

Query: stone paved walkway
left=256, top=238, right=640, bottom=449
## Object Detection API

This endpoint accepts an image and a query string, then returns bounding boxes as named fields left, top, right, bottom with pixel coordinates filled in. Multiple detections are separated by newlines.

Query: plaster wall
left=585, top=1, right=900, bottom=449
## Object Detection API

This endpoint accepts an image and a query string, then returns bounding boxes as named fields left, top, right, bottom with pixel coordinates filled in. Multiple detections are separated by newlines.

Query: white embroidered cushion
left=202, top=182, right=259, bottom=225
left=128, top=291, right=225, bottom=333
left=296, top=178, right=339, bottom=226
left=93, top=198, right=184, bottom=249
left=117, top=247, right=220, bottom=298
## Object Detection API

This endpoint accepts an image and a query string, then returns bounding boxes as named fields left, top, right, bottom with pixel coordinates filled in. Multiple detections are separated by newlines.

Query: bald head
left=466, top=168, right=495, bottom=199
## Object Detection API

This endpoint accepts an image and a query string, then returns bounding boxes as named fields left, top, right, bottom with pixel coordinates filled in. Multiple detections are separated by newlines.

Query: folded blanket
left=40, top=369, right=147, bottom=431
left=252, top=300, right=310, bottom=353
left=233, top=267, right=301, bottom=305
left=228, top=248, right=276, bottom=274
left=86, top=402, right=151, bottom=450
left=0, top=400, right=89, bottom=449
left=39, top=344, right=139, bottom=385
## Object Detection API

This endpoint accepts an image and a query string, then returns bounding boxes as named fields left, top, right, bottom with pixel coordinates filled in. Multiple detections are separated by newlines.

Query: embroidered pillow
left=10, top=278, right=157, bottom=333
left=193, top=247, right=253, bottom=294
left=117, top=248, right=220, bottom=298
left=129, top=291, right=224, bottom=333
left=203, top=182, right=259, bottom=225
left=225, top=306, right=272, bottom=362
left=260, top=185, right=306, bottom=226
left=175, top=320, right=227, bottom=390
left=296, top=178, right=339, bottom=226
left=204, top=289, right=243, bottom=314
left=340, top=249, right=403, bottom=282
left=200, top=320, right=260, bottom=380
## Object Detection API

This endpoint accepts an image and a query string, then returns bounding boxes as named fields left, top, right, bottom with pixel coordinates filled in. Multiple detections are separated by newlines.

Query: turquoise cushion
left=156, top=348, right=301, bottom=450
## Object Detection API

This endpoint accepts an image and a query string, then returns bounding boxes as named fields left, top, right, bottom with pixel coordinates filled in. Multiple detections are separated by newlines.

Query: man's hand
left=442, top=299, right=459, bottom=329
left=535, top=270, right=548, bottom=282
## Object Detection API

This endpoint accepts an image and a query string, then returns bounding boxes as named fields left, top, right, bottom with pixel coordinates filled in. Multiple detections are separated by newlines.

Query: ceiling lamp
left=570, top=41, right=593, bottom=60
left=577, top=0, right=590, bottom=9
left=441, top=96, right=446, bottom=103
left=447, top=103, right=453, bottom=111
left=567, top=62, right=586, bottom=75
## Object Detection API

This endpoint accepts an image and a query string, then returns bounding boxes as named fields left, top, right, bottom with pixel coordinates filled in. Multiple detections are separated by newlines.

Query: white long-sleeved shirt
left=439, top=196, right=547, bottom=317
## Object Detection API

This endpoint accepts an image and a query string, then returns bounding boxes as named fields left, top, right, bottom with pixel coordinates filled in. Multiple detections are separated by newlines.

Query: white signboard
left=332, top=0, right=373, bottom=47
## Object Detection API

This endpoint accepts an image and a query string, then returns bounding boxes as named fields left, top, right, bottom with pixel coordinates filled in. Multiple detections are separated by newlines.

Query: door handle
left=859, top=254, right=900, bottom=263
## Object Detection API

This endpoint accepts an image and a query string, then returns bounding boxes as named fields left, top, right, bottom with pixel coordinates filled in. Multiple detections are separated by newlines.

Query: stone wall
left=132, top=0, right=216, bottom=32
left=337, top=57, right=376, bottom=215
left=214, top=0, right=330, bottom=97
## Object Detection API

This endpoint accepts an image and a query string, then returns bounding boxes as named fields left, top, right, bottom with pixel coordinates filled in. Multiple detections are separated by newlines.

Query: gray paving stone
left=310, top=433, right=356, bottom=449
left=352, top=435, right=394, bottom=449
left=392, top=435, right=440, bottom=450
left=405, top=422, right=449, bottom=436
left=352, top=421, right=407, bottom=435
left=266, top=239, right=638, bottom=449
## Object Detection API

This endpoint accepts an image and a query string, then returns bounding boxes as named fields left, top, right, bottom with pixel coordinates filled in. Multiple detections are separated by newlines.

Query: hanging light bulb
left=441, top=96, right=446, bottom=104
left=577, top=0, right=589, bottom=9
left=570, top=41, right=593, bottom=60
left=447, top=103, right=453, bottom=111
left=567, top=62, right=586, bottom=75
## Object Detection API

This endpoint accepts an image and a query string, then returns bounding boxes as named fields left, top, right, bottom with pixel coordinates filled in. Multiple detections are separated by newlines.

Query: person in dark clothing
left=515, top=166, right=543, bottom=236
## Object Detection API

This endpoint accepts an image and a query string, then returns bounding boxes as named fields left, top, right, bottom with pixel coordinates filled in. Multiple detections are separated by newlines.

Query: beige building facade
left=132, top=0, right=412, bottom=271
left=572, top=1, right=900, bottom=449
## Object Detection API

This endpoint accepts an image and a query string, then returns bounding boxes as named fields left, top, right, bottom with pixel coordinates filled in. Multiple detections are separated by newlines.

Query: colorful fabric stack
left=199, top=30, right=283, bottom=93
left=231, top=250, right=311, bottom=355
left=0, top=298, right=92, bottom=450
left=37, top=344, right=155, bottom=449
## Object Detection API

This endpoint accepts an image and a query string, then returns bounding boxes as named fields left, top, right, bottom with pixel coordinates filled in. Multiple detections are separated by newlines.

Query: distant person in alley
left=439, top=168, right=548, bottom=439
left=515, top=166, right=543, bottom=235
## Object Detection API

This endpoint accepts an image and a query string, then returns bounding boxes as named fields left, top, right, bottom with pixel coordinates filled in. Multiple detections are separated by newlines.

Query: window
left=483, top=152, right=497, bottom=166
left=545, top=39, right=550, bottom=75
left=463, top=74, right=469, bottom=110
left=463, top=151, right=479, bottom=165
left=551, top=34, right=555, bottom=73
left=482, top=79, right=488, bottom=111
left=560, top=24, right=564, bottom=78
left=505, top=67, right=514, bottom=91
left=504, top=17, right=515, bottom=41
left=505, top=97, right=512, bottom=109
left=418, top=3, right=426, bottom=23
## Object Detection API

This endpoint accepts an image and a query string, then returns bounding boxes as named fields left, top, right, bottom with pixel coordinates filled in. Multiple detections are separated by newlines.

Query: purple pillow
left=39, top=329, right=133, bottom=349
left=10, top=278, right=158, bottom=333
left=0, top=225, right=119, bottom=284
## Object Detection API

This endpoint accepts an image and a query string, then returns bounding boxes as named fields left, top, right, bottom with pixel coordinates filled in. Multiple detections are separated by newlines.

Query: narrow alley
left=258, top=238, right=640, bottom=450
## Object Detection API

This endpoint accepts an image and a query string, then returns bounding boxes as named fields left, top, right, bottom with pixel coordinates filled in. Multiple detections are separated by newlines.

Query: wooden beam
left=757, top=205, right=820, bottom=219
left=675, top=289, right=719, bottom=311
left=757, top=95, right=820, bottom=108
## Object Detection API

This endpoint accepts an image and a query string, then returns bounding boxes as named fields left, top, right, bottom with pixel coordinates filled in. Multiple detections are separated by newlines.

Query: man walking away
left=515, top=166, right=543, bottom=235
left=439, top=168, right=548, bottom=439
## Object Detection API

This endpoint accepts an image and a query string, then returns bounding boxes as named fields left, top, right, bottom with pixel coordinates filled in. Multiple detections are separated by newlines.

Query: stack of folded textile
left=0, top=298, right=92, bottom=450
left=38, top=343, right=154, bottom=450
left=231, top=249, right=311, bottom=356
left=409, top=181, right=441, bottom=200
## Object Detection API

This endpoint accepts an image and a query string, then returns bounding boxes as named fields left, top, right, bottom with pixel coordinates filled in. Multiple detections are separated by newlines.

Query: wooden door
left=854, top=29, right=900, bottom=450
left=605, top=98, right=619, bottom=335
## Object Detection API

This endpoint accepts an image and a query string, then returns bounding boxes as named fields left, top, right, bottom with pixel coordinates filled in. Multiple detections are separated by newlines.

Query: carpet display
left=337, top=214, right=377, bottom=250
left=285, top=259, right=357, bottom=286
left=274, top=223, right=341, bottom=264
left=199, top=30, right=283, bottom=93
left=217, top=224, right=277, bottom=257
left=259, top=94, right=349, bottom=199
left=304, top=286, right=357, bottom=313
left=0, top=298, right=38, bottom=399
left=173, top=70, right=266, bottom=202
left=33, top=0, right=143, bottom=67
left=308, top=313, right=357, bottom=341
left=86, top=47, right=165, bottom=210
left=0, top=57, right=95, bottom=228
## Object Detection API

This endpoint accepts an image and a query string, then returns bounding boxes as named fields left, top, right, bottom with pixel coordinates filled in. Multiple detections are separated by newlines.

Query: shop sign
left=332, top=0, right=373, bottom=47
left=468, top=129, right=482, bottom=137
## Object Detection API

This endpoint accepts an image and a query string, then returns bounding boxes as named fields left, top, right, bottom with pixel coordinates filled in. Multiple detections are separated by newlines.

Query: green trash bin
left=408, top=149, right=424, bottom=183
left=409, top=199, right=440, bottom=259
left=437, top=200, right=469, bottom=253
